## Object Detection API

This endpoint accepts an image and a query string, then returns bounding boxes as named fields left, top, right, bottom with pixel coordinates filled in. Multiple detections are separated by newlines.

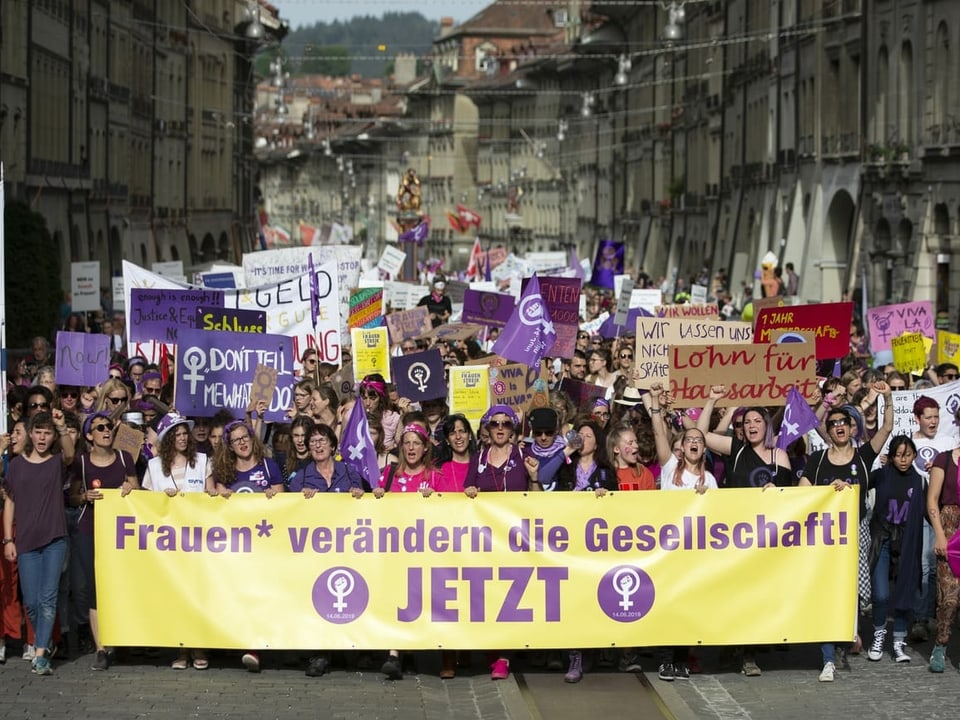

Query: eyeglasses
left=944, top=374, right=958, bottom=380
left=29, top=401, right=50, bottom=410
left=489, top=420, right=513, bottom=429
left=535, top=429, right=555, bottom=437
left=142, top=386, right=161, bottom=395
left=593, top=411, right=610, bottom=418
left=619, top=353, right=633, bottom=360
left=107, top=395, right=126, bottom=405
left=230, top=434, right=251, bottom=445
left=828, top=419, right=849, bottom=428
left=60, top=391, right=79, bottom=399
left=402, top=345, right=417, bottom=352
left=91, top=423, right=112, bottom=434
left=309, top=437, right=332, bottom=447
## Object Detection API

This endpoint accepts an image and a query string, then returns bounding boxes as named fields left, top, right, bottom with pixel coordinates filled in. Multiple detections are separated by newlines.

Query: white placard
left=152, top=261, right=184, bottom=279
left=71, top=261, right=101, bottom=312
left=615, top=279, right=635, bottom=327
left=111, top=276, right=126, bottom=311
left=630, top=288, right=662, bottom=314
left=613, top=273, right=632, bottom=299
left=691, top=283, right=708, bottom=304
left=377, top=245, right=407, bottom=277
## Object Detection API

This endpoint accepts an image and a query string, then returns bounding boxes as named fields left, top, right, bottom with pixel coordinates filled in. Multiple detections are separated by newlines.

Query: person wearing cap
left=417, top=275, right=452, bottom=328
left=590, top=397, right=612, bottom=429
left=524, top=408, right=572, bottom=493
left=142, top=412, right=213, bottom=497
left=67, top=411, right=138, bottom=671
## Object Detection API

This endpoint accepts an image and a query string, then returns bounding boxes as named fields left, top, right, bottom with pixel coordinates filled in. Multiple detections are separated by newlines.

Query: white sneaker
left=818, top=661, right=835, bottom=682
left=866, top=628, right=886, bottom=661
left=22, top=644, right=35, bottom=661
left=892, top=641, right=911, bottom=663
left=0, top=641, right=6, bottom=664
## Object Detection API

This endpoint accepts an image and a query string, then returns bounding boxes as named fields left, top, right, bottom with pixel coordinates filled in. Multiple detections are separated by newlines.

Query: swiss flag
left=457, top=203, right=482, bottom=228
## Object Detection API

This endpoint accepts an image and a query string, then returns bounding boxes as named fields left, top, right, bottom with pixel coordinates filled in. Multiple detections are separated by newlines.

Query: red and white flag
left=457, top=203, right=482, bottom=228
left=465, top=236, right=485, bottom=279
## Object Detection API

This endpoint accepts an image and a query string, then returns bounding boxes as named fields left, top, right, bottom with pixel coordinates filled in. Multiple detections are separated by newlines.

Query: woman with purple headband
left=358, top=374, right=400, bottom=452
left=590, top=398, right=611, bottom=430
left=374, top=424, right=440, bottom=498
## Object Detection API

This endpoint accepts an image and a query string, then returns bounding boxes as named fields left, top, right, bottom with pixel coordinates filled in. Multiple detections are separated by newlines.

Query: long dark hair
left=434, top=414, right=478, bottom=465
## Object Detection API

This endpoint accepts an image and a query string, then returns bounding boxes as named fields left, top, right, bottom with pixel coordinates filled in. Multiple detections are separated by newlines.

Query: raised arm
left=698, top=385, right=733, bottom=456
left=646, top=383, right=674, bottom=466
left=868, top=381, right=895, bottom=454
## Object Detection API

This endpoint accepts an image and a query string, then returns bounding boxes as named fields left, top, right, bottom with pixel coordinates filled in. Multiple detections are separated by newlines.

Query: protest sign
left=71, top=261, right=101, bottom=312
left=489, top=363, right=538, bottom=411
left=691, top=284, right=708, bottom=305
left=462, top=290, right=515, bottom=329
left=487, top=246, right=508, bottom=269
left=445, top=280, right=468, bottom=305
left=391, top=349, right=445, bottom=401
left=866, top=300, right=935, bottom=352
left=531, top=277, right=580, bottom=359
left=634, top=318, right=753, bottom=389
left=112, top=424, right=144, bottom=463
left=97, top=489, right=857, bottom=649
left=668, top=343, right=817, bottom=407
left=377, top=245, right=407, bottom=277
left=559, top=378, right=608, bottom=411
left=348, top=288, right=384, bottom=330
left=123, top=260, right=341, bottom=369
left=173, top=328, right=294, bottom=421
left=418, top=323, right=485, bottom=343
left=329, top=364, right=356, bottom=401
left=112, top=277, right=126, bottom=311
left=351, top=327, right=391, bottom=382
left=196, top=306, right=266, bottom=334
left=754, top=302, right=852, bottom=359
left=55, top=331, right=110, bottom=386
left=889, top=379, right=960, bottom=445
left=939, top=330, right=960, bottom=365
left=449, top=365, right=490, bottom=427
left=655, top=303, right=719, bottom=319
left=630, top=288, right=662, bottom=314
left=580, top=312, right=609, bottom=335
left=129, top=288, right=225, bottom=343
left=750, top=294, right=794, bottom=324
left=152, top=261, right=185, bottom=280
left=248, top=364, right=279, bottom=411
left=385, top=307, right=432, bottom=344
left=615, top=279, right=635, bottom=327
left=891, top=332, right=929, bottom=374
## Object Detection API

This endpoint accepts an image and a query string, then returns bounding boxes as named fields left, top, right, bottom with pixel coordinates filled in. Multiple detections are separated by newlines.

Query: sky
left=276, top=0, right=493, bottom=29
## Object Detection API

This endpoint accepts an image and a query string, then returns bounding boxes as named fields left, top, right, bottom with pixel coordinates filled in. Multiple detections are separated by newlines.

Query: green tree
left=4, top=200, right=62, bottom=347
left=298, top=44, right=350, bottom=76
left=253, top=46, right=289, bottom=80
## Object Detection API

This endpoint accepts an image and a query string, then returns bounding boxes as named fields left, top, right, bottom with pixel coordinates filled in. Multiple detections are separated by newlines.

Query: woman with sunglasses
left=358, top=374, right=400, bottom=452
left=67, top=411, right=138, bottom=672
left=94, top=378, right=131, bottom=419
left=56, top=385, right=82, bottom=417
left=464, top=405, right=539, bottom=681
left=2, top=410, right=75, bottom=676
left=799, top=383, right=893, bottom=681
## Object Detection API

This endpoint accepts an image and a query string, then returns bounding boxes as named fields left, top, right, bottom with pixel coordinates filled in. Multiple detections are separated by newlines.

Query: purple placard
left=525, top=276, right=581, bottom=359
left=173, top=328, right=294, bottom=421
left=55, top=331, right=111, bottom=386
left=391, top=349, right=446, bottom=401
left=866, top=300, right=935, bottom=352
left=196, top=306, right=267, bottom=334
left=129, top=288, right=225, bottom=343
left=461, top=289, right=515, bottom=329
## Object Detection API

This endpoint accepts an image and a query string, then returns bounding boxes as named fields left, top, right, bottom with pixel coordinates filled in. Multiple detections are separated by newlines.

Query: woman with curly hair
left=142, top=412, right=214, bottom=496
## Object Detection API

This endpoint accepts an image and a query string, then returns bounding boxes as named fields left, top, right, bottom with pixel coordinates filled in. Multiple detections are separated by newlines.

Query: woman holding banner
left=359, top=375, right=400, bottom=452
left=68, top=411, right=139, bottom=672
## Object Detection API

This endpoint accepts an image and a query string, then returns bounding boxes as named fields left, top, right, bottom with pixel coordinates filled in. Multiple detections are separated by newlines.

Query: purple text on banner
left=173, top=328, right=294, bottom=421
left=461, top=289, right=515, bottom=329
left=55, top=331, right=111, bottom=386
left=526, top=276, right=581, bottom=359
left=196, top=306, right=267, bottom=334
left=866, top=300, right=935, bottom=353
left=129, top=288, right=225, bottom=343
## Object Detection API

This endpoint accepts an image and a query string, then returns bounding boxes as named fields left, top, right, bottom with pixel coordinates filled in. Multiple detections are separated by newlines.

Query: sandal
left=192, top=657, right=209, bottom=670
left=171, top=655, right=189, bottom=670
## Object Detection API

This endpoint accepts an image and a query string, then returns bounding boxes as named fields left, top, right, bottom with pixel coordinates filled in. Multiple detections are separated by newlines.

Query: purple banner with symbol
left=391, top=349, right=446, bottom=401
left=130, top=288, right=225, bottom=343
left=55, top=331, right=111, bottom=386
left=173, top=328, right=294, bottom=421
left=461, top=289, right=515, bottom=329
left=526, top=276, right=580, bottom=359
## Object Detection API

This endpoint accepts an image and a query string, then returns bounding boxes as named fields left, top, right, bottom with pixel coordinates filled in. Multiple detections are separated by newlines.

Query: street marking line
left=689, top=676, right=753, bottom=719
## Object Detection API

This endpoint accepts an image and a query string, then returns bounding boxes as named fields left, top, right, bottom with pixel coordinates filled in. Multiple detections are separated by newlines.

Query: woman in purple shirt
left=2, top=410, right=75, bottom=676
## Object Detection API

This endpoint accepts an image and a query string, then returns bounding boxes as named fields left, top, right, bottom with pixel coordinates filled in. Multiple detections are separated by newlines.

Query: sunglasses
left=29, top=401, right=50, bottom=410
left=489, top=420, right=513, bottom=429
left=142, top=386, right=161, bottom=395
left=577, top=334, right=589, bottom=340
left=61, top=391, right=79, bottom=399
left=534, top=429, right=555, bottom=437
left=890, top=385, right=906, bottom=390
left=619, top=354, right=633, bottom=360
left=107, top=395, right=126, bottom=405
left=944, top=374, right=958, bottom=380
left=828, top=419, right=849, bottom=428
left=91, top=423, right=112, bottom=434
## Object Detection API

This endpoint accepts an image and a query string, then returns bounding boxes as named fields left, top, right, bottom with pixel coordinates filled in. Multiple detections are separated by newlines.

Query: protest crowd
left=2, top=246, right=960, bottom=693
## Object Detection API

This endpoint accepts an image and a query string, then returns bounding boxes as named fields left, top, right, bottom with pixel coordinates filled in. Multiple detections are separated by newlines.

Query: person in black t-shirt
left=417, top=276, right=452, bottom=328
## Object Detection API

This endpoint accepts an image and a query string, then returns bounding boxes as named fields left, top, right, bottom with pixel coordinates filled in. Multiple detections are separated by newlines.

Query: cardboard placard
left=348, top=287, right=384, bottom=330
left=754, top=302, right=852, bottom=360
left=71, top=261, right=101, bottom=313
left=249, top=363, right=279, bottom=411
left=558, top=378, right=608, bottom=412
left=530, top=276, right=580, bottom=359
left=634, top=318, right=753, bottom=389
left=655, top=303, right=719, bottom=319
left=668, top=343, right=818, bottom=407
left=462, top=290, right=515, bottom=329
left=392, top=349, right=446, bottom=401
left=385, top=307, right=433, bottom=344
left=129, top=288, right=225, bottom=343
left=417, top=323, right=485, bottom=343
left=113, top=424, right=145, bottom=463
left=938, top=330, right=960, bottom=365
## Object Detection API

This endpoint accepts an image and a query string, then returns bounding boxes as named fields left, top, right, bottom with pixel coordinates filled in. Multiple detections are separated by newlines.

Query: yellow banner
left=448, top=365, right=490, bottom=428
left=351, top=327, right=391, bottom=381
left=891, top=331, right=928, bottom=374
left=96, top=488, right=857, bottom=650
left=939, top=330, right=960, bottom=365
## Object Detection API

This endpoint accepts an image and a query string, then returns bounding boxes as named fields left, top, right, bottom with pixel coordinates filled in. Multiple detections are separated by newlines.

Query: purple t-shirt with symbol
left=227, top=458, right=282, bottom=493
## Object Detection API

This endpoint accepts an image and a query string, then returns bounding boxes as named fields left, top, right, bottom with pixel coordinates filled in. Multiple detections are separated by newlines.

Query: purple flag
left=308, top=253, right=319, bottom=328
left=776, top=386, right=820, bottom=451
left=590, top=240, right=624, bottom=289
left=484, top=248, right=492, bottom=282
left=492, top=273, right=557, bottom=368
left=340, top=397, right=381, bottom=486
left=570, top=245, right=585, bottom=281
left=398, top=220, right=430, bottom=246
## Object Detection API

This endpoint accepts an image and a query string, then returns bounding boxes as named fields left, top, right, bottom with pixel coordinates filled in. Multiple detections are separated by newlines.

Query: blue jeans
left=912, top=520, right=936, bottom=621
left=873, top=538, right=909, bottom=635
left=17, top=537, right=67, bottom=653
